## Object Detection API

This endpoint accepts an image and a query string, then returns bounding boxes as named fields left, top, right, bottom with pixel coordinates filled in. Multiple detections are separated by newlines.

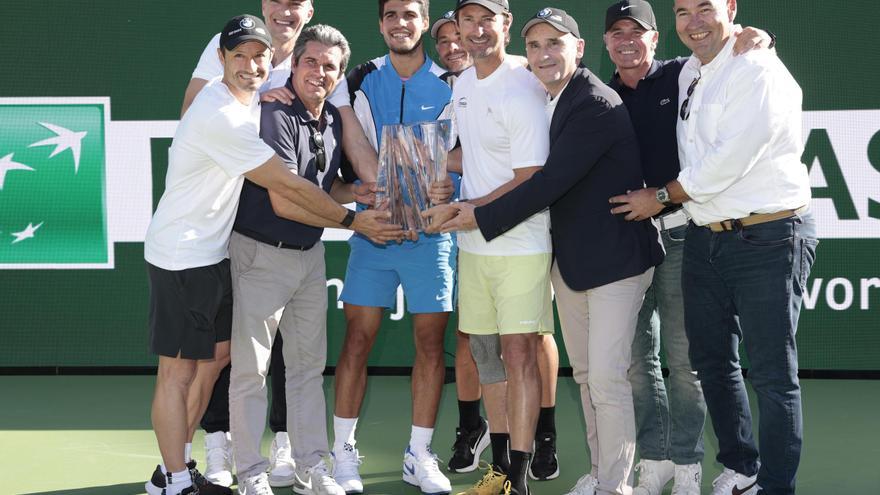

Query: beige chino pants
left=228, top=232, right=330, bottom=480
left=551, top=262, right=653, bottom=495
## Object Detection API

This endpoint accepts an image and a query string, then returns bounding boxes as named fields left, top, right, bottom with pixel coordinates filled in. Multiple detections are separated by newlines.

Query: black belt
left=239, top=231, right=315, bottom=251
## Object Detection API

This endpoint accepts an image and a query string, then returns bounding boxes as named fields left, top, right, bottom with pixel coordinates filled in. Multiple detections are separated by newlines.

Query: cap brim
left=431, top=19, right=455, bottom=40
left=456, top=0, right=505, bottom=15
left=606, top=15, right=655, bottom=32
left=521, top=18, right=572, bottom=38
left=224, top=34, right=272, bottom=50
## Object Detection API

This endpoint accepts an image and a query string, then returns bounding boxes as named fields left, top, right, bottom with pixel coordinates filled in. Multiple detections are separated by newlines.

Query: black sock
left=536, top=406, right=556, bottom=436
left=507, top=450, right=532, bottom=494
left=458, top=399, right=481, bottom=432
left=489, top=433, right=510, bottom=473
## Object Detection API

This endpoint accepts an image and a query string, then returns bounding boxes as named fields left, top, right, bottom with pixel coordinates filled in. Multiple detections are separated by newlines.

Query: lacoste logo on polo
left=240, top=17, right=256, bottom=29
left=0, top=101, right=110, bottom=268
left=660, top=98, right=671, bottom=106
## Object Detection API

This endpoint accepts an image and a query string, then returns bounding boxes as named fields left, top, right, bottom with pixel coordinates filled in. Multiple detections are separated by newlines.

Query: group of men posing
left=143, top=1, right=817, bottom=495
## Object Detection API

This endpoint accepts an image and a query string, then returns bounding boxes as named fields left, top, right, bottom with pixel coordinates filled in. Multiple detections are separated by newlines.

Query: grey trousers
left=551, top=262, right=653, bottom=495
left=228, top=232, right=330, bottom=479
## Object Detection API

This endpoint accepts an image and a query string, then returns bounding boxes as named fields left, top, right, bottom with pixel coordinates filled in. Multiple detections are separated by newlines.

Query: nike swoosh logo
left=404, top=463, right=416, bottom=475
left=421, top=105, right=435, bottom=111
left=731, top=480, right=758, bottom=495
left=621, top=5, right=635, bottom=10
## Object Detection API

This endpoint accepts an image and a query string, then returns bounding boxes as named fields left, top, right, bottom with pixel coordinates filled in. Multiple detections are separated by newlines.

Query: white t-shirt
left=453, top=58, right=551, bottom=256
left=191, top=33, right=351, bottom=102
left=144, top=79, right=276, bottom=271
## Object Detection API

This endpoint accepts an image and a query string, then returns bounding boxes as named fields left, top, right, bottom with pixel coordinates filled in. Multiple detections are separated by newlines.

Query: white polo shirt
left=452, top=58, right=551, bottom=256
left=144, top=79, right=275, bottom=271
left=676, top=35, right=811, bottom=225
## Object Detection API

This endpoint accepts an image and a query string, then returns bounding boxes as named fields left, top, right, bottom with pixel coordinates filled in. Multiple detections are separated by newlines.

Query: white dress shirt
left=676, top=35, right=811, bottom=226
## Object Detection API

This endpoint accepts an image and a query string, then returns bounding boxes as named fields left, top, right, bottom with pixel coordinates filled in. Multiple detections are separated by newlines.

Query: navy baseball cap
left=521, top=7, right=581, bottom=38
left=220, top=14, right=272, bottom=51
left=455, top=0, right=510, bottom=15
left=605, top=0, right=657, bottom=32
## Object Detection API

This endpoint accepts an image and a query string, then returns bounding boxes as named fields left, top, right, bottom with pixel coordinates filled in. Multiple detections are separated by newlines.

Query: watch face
left=656, top=188, right=670, bottom=203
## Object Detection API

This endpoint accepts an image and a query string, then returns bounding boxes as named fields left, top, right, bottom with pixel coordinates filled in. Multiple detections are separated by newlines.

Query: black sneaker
left=528, top=432, right=559, bottom=480
left=187, top=460, right=232, bottom=495
left=447, top=416, right=491, bottom=473
left=145, top=465, right=199, bottom=495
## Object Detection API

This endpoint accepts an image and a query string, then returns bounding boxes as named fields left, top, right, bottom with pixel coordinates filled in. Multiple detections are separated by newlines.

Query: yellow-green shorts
left=458, top=251, right=554, bottom=336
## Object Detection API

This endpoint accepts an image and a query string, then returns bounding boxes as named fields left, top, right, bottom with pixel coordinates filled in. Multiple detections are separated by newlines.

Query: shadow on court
left=21, top=482, right=146, bottom=495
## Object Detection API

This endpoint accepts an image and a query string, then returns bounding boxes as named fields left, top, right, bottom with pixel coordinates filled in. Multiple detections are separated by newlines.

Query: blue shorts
left=341, top=234, right=456, bottom=314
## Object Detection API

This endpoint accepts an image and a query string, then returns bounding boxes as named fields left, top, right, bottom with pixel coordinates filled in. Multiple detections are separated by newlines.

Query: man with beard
left=328, top=1, right=454, bottom=494
left=181, top=1, right=379, bottom=488
left=145, top=15, right=402, bottom=495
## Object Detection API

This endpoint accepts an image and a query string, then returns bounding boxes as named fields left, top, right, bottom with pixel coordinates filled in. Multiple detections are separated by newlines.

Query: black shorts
left=147, top=259, right=232, bottom=360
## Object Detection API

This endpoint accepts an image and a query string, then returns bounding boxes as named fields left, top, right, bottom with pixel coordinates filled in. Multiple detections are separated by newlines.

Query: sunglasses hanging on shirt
left=310, top=126, right=326, bottom=173
left=679, top=75, right=701, bottom=121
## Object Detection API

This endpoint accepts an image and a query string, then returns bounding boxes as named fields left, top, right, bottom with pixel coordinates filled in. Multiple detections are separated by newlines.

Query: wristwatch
left=341, top=209, right=356, bottom=228
left=655, top=187, right=674, bottom=207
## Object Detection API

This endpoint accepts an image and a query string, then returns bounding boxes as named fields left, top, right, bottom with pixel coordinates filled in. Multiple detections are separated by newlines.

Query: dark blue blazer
left=474, top=66, right=664, bottom=291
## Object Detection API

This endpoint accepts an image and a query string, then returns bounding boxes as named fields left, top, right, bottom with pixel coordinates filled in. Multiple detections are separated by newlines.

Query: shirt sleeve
left=327, top=77, right=351, bottom=108
left=677, top=58, right=784, bottom=203
left=191, top=33, right=223, bottom=81
left=200, top=108, right=277, bottom=178
left=506, top=84, right=550, bottom=169
left=259, top=104, right=300, bottom=173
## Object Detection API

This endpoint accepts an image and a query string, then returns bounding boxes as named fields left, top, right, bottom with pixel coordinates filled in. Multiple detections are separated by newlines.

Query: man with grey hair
left=228, top=24, right=362, bottom=495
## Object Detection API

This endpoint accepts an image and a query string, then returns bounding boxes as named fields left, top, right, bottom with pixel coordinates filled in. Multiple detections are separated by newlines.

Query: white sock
left=159, top=465, right=193, bottom=489
left=184, top=443, right=192, bottom=463
left=333, top=415, right=358, bottom=451
left=409, top=425, right=434, bottom=458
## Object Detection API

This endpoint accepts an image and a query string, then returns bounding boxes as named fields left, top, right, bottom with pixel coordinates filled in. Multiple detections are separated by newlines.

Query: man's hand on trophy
left=438, top=202, right=478, bottom=232
left=353, top=182, right=377, bottom=205
left=422, top=203, right=460, bottom=234
left=351, top=210, right=405, bottom=244
left=428, top=175, right=455, bottom=204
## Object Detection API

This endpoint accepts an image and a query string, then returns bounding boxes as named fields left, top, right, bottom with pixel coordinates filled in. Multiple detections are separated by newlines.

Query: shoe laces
left=673, top=464, right=701, bottom=488
left=634, top=460, right=670, bottom=489
left=532, top=433, right=556, bottom=465
left=502, top=480, right=513, bottom=495
left=712, top=468, right=754, bottom=493
left=333, top=445, right=363, bottom=477
left=308, top=460, right=337, bottom=486
left=271, top=436, right=292, bottom=463
left=473, top=461, right=505, bottom=487
left=245, top=475, right=273, bottom=495
left=568, top=473, right=599, bottom=494
left=415, top=449, right=444, bottom=476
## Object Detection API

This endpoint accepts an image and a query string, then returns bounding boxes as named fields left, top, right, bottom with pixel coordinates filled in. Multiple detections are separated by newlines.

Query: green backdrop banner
left=0, top=1, right=877, bottom=369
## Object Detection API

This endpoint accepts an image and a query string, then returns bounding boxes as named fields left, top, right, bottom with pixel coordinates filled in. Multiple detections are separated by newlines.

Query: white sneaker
left=402, top=446, right=451, bottom=495
left=563, top=473, right=599, bottom=495
left=204, top=431, right=234, bottom=487
left=238, top=472, right=273, bottom=495
left=269, top=431, right=297, bottom=487
left=297, top=459, right=346, bottom=495
left=710, top=468, right=758, bottom=495
left=671, top=463, right=702, bottom=495
left=331, top=443, right=364, bottom=494
left=633, top=459, right=675, bottom=495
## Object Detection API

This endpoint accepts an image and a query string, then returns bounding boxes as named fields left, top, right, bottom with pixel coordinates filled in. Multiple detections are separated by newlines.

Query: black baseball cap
left=455, top=0, right=510, bottom=15
left=605, top=0, right=657, bottom=32
left=219, top=14, right=272, bottom=51
left=520, top=7, right=581, bottom=38
left=431, top=10, right=456, bottom=40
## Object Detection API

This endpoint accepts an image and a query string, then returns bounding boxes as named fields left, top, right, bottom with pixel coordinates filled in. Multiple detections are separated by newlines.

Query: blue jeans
left=682, top=213, right=818, bottom=495
left=629, top=224, right=706, bottom=465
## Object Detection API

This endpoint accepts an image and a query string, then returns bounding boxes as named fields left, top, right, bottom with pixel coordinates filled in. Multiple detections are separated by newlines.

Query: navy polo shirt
left=233, top=81, right=347, bottom=247
left=609, top=58, right=687, bottom=189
